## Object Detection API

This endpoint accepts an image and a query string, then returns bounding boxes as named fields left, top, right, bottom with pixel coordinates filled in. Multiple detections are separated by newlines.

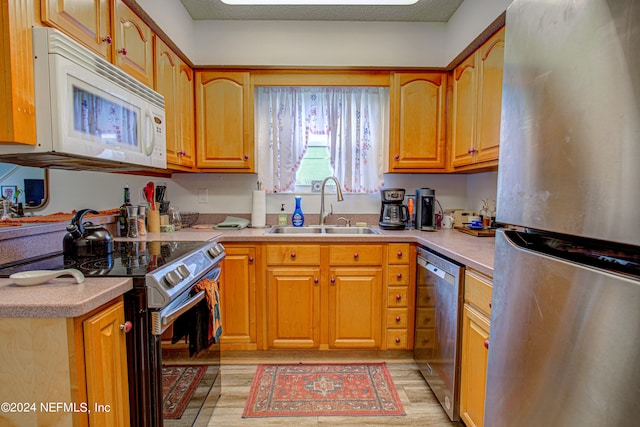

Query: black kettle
left=63, top=209, right=114, bottom=257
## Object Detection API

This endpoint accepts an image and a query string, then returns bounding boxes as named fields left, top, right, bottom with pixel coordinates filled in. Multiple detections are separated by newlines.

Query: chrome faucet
left=320, top=176, right=344, bottom=226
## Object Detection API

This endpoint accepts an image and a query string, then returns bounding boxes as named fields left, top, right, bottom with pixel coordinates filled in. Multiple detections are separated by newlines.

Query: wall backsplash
left=39, top=169, right=497, bottom=219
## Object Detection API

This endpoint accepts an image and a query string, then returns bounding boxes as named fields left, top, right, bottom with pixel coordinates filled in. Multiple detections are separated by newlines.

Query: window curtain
left=256, top=86, right=388, bottom=193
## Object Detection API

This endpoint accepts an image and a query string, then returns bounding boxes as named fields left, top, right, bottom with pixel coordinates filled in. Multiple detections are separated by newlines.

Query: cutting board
left=456, top=226, right=496, bottom=237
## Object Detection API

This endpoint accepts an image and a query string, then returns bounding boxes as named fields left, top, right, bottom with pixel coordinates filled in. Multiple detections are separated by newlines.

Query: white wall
left=134, top=0, right=196, bottom=59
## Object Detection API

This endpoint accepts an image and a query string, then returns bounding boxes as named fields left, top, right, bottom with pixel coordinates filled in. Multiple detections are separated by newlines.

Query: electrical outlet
left=197, top=188, right=208, bottom=204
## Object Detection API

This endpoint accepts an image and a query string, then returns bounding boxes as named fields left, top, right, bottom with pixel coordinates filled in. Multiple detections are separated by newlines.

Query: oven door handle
left=151, top=290, right=206, bottom=335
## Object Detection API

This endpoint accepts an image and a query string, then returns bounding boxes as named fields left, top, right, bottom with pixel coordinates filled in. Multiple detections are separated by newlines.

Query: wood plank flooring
left=189, top=351, right=464, bottom=427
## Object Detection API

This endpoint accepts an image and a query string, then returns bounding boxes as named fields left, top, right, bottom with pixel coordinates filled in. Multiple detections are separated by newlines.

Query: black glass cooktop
left=0, top=241, right=208, bottom=278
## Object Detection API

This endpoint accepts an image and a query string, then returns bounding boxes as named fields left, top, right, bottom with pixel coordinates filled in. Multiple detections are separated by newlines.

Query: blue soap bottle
left=292, top=196, right=304, bottom=227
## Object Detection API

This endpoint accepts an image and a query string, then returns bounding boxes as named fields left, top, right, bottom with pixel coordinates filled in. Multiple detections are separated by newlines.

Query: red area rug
left=242, top=363, right=406, bottom=418
left=162, top=365, right=207, bottom=419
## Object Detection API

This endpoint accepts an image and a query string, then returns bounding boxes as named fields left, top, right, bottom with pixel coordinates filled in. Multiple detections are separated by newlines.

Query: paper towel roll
left=251, top=190, right=266, bottom=227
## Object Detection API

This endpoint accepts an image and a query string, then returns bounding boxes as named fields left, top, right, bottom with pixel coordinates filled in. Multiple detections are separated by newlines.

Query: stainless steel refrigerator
left=486, top=1, right=640, bottom=426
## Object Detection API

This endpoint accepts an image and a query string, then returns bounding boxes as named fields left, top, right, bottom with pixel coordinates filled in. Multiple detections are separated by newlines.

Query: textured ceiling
left=179, top=0, right=464, bottom=22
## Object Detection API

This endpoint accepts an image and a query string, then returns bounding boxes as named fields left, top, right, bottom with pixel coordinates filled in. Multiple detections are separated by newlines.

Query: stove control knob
left=208, top=246, right=218, bottom=257
left=165, top=270, right=182, bottom=287
left=177, top=264, right=190, bottom=278
left=216, top=242, right=225, bottom=253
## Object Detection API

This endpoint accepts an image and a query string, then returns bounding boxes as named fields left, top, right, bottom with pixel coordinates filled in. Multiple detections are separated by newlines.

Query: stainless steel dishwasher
left=414, top=246, right=464, bottom=421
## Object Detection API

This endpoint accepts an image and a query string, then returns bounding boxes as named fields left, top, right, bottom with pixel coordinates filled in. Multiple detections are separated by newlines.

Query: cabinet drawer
left=416, top=285, right=436, bottom=307
left=388, top=243, right=411, bottom=264
left=386, top=308, right=408, bottom=329
left=415, top=307, right=435, bottom=328
left=386, top=330, right=408, bottom=349
left=387, top=287, right=409, bottom=307
left=414, top=328, right=435, bottom=349
left=329, top=245, right=383, bottom=266
left=267, top=245, right=321, bottom=265
left=464, top=270, right=493, bottom=317
left=388, top=265, right=410, bottom=286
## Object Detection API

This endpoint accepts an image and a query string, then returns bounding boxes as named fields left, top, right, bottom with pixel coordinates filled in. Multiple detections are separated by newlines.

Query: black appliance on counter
left=415, top=188, right=437, bottom=231
left=379, top=188, right=408, bottom=230
left=0, top=240, right=226, bottom=427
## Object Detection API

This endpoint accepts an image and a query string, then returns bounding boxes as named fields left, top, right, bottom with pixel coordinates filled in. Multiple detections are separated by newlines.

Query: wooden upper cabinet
left=112, top=0, right=153, bottom=87
left=1, top=0, right=37, bottom=145
left=388, top=72, right=447, bottom=172
left=476, top=26, right=505, bottom=164
left=155, top=36, right=195, bottom=169
left=450, top=27, right=505, bottom=170
left=41, top=0, right=112, bottom=60
left=195, top=71, right=254, bottom=171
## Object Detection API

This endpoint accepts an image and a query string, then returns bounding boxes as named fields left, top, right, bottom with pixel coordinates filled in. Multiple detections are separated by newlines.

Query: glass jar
left=137, top=205, right=147, bottom=235
left=126, top=205, right=138, bottom=238
left=168, top=206, right=181, bottom=230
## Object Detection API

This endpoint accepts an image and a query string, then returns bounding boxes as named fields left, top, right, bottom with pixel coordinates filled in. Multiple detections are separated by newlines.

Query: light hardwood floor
left=191, top=351, right=463, bottom=427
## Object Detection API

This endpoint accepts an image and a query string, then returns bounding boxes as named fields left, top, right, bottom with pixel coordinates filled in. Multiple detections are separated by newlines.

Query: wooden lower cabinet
left=219, top=245, right=257, bottom=350
left=459, top=270, right=493, bottom=427
left=0, top=297, right=129, bottom=426
left=329, top=267, right=382, bottom=349
left=266, top=266, right=321, bottom=349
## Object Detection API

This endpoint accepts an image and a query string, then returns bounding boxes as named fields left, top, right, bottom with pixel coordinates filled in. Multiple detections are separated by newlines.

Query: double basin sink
left=267, top=225, right=380, bottom=235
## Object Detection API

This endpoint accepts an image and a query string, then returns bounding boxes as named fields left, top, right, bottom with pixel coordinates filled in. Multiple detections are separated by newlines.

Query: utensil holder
left=147, top=209, right=160, bottom=233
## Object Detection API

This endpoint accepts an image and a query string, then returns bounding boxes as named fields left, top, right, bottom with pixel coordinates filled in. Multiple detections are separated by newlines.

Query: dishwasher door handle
left=426, top=262, right=446, bottom=280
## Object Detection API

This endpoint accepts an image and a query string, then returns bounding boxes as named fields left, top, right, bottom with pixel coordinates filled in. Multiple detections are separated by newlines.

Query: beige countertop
left=216, top=226, right=495, bottom=277
left=0, top=277, right=132, bottom=318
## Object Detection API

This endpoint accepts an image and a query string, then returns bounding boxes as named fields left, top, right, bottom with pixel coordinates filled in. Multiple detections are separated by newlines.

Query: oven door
left=150, top=267, right=221, bottom=335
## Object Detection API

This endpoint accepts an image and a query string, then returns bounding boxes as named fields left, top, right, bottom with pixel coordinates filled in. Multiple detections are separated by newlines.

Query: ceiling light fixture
left=220, top=0, right=419, bottom=5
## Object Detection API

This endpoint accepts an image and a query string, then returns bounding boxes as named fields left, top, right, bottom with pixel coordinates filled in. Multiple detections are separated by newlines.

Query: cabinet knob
left=353, top=252, right=359, bottom=259
left=489, top=300, right=492, bottom=309
left=330, top=276, right=336, bottom=284
left=120, top=321, right=133, bottom=333
left=118, top=47, right=128, bottom=56
left=101, top=35, right=112, bottom=45
left=394, top=154, right=400, bottom=161
left=484, top=339, right=489, bottom=349
left=248, top=256, right=254, bottom=263
left=468, top=148, right=478, bottom=154
left=395, top=337, right=401, bottom=344
left=244, top=154, right=249, bottom=161
left=314, top=277, right=319, bottom=284
left=396, top=294, right=402, bottom=301
left=290, top=252, right=296, bottom=258
left=397, top=250, right=403, bottom=258
left=395, top=316, right=401, bottom=322
left=397, top=273, right=403, bottom=280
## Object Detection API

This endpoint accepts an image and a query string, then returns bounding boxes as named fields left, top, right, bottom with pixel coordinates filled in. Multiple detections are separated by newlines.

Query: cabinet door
left=154, top=37, right=179, bottom=164
left=267, top=267, right=321, bottom=349
left=83, top=300, right=130, bottom=427
left=450, top=54, right=478, bottom=168
left=176, top=62, right=195, bottom=168
left=476, top=27, right=505, bottom=164
left=113, top=0, right=153, bottom=87
left=196, top=71, right=254, bottom=171
left=460, top=304, right=491, bottom=427
left=220, top=246, right=257, bottom=349
left=389, top=72, right=447, bottom=171
left=41, top=0, right=112, bottom=60
left=328, top=268, right=382, bottom=349
left=1, top=1, right=37, bottom=145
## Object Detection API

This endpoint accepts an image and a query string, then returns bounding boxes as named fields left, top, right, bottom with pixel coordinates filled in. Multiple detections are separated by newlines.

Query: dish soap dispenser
left=278, top=204, right=288, bottom=226
left=292, top=196, right=305, bottom=227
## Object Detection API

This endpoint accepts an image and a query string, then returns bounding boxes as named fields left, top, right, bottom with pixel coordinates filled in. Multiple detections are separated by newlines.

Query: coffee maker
left=379, top=188, right=408, bottom=230
left=415, top=188, right=437, bottom=231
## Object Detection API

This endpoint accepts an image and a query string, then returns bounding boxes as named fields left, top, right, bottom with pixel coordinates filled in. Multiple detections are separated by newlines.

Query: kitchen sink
left=267, top=226, right=380, bottom=235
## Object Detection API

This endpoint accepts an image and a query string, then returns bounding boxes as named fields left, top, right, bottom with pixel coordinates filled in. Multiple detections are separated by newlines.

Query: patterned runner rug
left=242, top=363, right=406, bottom=418
left=162, top=365, right=208, bottom=419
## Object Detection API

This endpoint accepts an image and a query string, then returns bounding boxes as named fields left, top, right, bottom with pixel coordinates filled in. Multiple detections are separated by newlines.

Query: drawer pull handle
left=396, top=294, right=402, bottom=301
left=395, top=316, right=401, bottom=322
left=484, top=339, right=489, bottom=349
left=395, top=337, right=401, bottom=344
left=397, top=250, right=403, bottom=257
left=353, top=252, right=359, bottom=259
left=290, top=252, right=296, bottom=258
left=397, top=273, right=403, bottom=280
left=120, top=321, right=132, bottom=333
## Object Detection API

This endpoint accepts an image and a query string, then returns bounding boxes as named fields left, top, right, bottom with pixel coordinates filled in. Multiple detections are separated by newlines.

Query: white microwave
left=0, top=28, right=166, bottom=171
